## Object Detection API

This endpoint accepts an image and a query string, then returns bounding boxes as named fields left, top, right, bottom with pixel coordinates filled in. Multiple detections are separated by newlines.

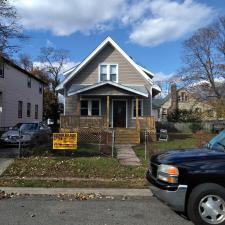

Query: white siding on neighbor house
left=0, top=63, right=43, bottom=127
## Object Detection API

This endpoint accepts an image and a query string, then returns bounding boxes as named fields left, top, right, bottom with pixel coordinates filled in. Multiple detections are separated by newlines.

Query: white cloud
left=13, top=0, right=215, bottom=46
left=154, top=71, right=174, bottom=82
left=33, top=60, right=79, bottom=74
left=128, top=0, right=215, bottom=46
left=13, top=0, right=125, bottom=35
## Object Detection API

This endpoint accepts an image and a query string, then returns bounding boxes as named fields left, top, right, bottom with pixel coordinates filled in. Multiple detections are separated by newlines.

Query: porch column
left=76, top=94, right=80, bottom=116
left=136, top=97, right=140, bottom=130
left=106, top=95, right=110, bottom=129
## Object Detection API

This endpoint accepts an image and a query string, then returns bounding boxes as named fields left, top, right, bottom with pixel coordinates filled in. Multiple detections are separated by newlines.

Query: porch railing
left=139, top=116, right=156, bottom=131
left=60, top=115, right=156, bottom=131
left=60, top=115, right=104, bottom=129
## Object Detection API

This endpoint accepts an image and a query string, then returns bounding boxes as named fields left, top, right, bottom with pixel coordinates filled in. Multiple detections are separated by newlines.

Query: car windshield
left=19, top=123, right=39, bottom=131
left=12, top=123, right=23, bottom=130
left=207, top=130, right=225, bottom=151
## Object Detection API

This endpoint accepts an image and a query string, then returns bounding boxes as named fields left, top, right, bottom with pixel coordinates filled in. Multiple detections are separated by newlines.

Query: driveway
left=0, top=196, right=193, bottom=225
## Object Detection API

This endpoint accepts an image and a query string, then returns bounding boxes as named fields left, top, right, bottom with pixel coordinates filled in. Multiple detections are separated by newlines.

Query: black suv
left=146, top=130, right=225, bottom=225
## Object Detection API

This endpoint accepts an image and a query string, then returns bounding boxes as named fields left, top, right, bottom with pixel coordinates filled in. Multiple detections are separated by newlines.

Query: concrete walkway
left=0, top=187, right=152, bottom=197
left=116, top=145, right=141, bottom=166
left=0, top=158, right=14, bottom=175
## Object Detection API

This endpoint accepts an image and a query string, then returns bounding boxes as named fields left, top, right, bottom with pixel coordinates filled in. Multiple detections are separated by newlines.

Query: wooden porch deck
left=60, top=115, right=156, bottom=144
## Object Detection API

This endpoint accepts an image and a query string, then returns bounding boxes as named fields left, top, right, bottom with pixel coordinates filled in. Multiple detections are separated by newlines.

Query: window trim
left=98, top=64, right=118, bottom=83
left=131, top=99, right=143, bottom=119
left=0, top=61, right=4, bottom=78
left=27, top=102, right=31, bottom=117
left=18, top=101, right=23, bottom=118
left=80, top=98, right=101, bottom=117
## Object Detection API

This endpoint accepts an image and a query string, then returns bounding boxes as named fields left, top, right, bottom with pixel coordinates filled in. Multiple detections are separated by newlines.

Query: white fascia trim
left=138, top=65, right=154, bottom=78
left=67, top=81, right=148, bottom=97
left=152, top=84, right=162, bottom=92
left=56, top=36, right=153, bottom=91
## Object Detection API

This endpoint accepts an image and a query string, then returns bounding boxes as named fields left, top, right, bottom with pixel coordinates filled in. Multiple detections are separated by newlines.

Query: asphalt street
left=0, top=195, right=193, bottom=225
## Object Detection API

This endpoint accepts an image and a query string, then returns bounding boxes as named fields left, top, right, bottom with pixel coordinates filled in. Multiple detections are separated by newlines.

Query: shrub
left=189, top=122, right=202, bottom=133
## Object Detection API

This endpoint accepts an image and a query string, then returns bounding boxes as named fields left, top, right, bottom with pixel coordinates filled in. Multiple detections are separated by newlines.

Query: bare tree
left=38, top=47, right=69, bottom=124
left=179, top=16, right=225, bottom=99
left=18, top=54, right=34, bottom=72
left=39, top=47, right=69, bottom=96
left=0, top=0, right=25, bottom=56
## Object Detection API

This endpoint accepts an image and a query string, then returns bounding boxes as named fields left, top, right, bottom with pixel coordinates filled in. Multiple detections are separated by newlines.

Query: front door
left=113, top=100, right=126, bottom=128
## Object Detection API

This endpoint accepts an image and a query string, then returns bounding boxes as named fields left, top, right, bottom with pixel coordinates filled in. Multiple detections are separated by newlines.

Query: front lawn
left=2, top=156, right=146, bottom=179
left=134, top=133, right=198, bottom=162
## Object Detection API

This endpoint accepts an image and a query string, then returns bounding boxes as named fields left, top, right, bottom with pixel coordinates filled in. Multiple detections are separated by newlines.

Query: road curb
left=0, top=187, right=153, bottom=197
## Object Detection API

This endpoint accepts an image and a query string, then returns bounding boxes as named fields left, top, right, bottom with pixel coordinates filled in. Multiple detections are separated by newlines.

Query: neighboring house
left=152, top=84, right=216, bottom=121
left=56, top=37, right=161, bottom=144
left=0, top=57, right=45, bottom=129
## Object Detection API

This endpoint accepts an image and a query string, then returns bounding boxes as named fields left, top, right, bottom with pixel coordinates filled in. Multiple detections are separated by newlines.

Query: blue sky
left=13, top=0, right=225, bottom=82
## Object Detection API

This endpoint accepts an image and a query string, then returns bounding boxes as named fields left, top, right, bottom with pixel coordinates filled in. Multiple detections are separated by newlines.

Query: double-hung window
left=27, top=103, right=31, bottom=117
left=80, top=99, right=100, bottom=116
left=99, top=64, right=118, bottom=82
left=35, top=105, right=38, bottom=119
left=132, top=99, right=143, bottom=118
left=18, top=101, right=23, bottom=118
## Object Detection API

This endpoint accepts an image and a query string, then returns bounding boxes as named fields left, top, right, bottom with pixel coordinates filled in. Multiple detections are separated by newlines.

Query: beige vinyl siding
left=0, top=63, right=43, bottom=127
left=67, top=43, right=148, bottom=87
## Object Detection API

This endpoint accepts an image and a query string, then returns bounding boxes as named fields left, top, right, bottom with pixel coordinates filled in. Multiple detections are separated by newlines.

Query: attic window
left=99, top=64, right=118, bottom=82
left=27, top=77, right=31, bottom=88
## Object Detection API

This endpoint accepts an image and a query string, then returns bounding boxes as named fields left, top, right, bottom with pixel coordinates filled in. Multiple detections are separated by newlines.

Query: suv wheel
left=188, top=183, right=225, bottom=225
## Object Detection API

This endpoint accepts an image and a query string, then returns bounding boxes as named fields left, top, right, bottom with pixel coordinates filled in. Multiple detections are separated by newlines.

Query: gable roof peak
left=56, top=36, right=153, bottom=91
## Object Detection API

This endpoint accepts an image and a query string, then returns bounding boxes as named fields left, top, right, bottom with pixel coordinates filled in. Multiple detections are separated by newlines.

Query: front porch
left=60, top=81, right=156, bottom=144
left=60, top=96, right=156, bottom=144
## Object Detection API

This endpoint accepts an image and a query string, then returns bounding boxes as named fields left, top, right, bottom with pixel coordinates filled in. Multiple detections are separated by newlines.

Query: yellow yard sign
left=53, top=133, right=77, bottom=150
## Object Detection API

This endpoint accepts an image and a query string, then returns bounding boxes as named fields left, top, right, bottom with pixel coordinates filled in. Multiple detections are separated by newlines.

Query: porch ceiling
left=67, top=81, right=149, bottom=97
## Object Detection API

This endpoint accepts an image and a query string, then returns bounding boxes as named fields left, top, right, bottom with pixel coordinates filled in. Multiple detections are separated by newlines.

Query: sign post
left=53, top=133, right=77, bottom=150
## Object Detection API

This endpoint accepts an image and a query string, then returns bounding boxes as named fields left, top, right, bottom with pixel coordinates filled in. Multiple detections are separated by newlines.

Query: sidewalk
left=0, top=187, right=152, bottom=197
left=116, top=145, right=141, bottom=166
left=0, top=158, right=14, bottom=175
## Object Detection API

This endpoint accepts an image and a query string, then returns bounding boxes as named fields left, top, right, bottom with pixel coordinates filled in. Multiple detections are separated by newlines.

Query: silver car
left=0, top=122, right=51, bottom=145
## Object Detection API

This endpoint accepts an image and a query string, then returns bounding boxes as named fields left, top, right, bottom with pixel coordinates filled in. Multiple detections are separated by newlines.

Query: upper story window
left=99, top=64, right=118, bottom=82
left=0, top=61, right=4, bottom=78
left=132, top=99, right=143, bottom=118
left=179, top=92, right=188, bottom=102
left=27, top=77, right=31, bottom=88
left=80, top=99, right=101, bottom=116
left=39, top=84, right=43, bottom=94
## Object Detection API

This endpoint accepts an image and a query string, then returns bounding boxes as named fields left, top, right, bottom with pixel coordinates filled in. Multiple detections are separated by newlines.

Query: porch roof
left=67, top=81, right=149, bottom=97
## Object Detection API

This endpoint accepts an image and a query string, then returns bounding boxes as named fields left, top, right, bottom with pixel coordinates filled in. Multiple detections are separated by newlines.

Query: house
left=152, top=84, right=216, bottom=121
left=0, top=57, right=45, bottom=129
left=56, top=37, right=161, bottom=144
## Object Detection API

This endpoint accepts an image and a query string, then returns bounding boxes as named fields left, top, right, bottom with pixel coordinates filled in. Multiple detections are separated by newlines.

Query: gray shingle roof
left=67, top=82, right=148, bottom=97
left=152, top=95, right=170, bottom=108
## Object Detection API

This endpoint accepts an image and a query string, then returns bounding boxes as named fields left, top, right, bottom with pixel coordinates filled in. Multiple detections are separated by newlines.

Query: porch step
left=115, top=129, right=140, bottom=144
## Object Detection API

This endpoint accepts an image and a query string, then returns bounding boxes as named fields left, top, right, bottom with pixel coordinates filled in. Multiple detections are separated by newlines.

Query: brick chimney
left=169, top=84, right=178, bottom=113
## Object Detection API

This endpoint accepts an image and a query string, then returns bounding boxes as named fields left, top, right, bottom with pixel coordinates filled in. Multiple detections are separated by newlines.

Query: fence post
left=112, top=130, right=114, bottom=158
left=144, top=130, right=147, bottom=160
left=99, top=130, right=102, bottom=153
